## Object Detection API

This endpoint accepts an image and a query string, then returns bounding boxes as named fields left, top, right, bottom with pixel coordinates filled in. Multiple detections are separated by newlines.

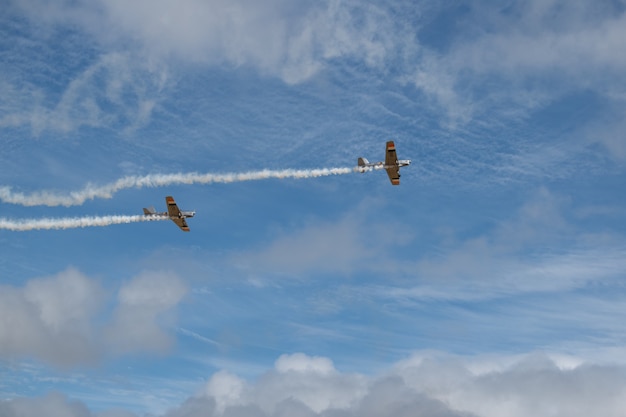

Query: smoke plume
left=0, top=168, right=356, bottom=207
left=0, top=215, right=168, bottom=231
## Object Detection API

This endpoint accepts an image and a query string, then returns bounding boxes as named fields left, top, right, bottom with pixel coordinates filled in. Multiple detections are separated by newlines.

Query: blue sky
left=1, top=0, right=626, bottom=416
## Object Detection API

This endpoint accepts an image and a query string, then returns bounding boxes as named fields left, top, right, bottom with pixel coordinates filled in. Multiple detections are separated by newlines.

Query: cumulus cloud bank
left=0, top=268, right=187, bottom=366
left=4, top=352, right=626, bottom=417
left=173, top=352, right=626, bottom=417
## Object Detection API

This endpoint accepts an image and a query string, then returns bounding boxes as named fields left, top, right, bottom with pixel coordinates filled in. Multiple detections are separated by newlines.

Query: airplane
left=357, top=141, right=411, bottom=185
left=143, top=196, right=195, bottom=232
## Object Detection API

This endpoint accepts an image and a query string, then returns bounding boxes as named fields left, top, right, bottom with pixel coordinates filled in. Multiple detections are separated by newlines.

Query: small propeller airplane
left=357, top=141, right=411, bottom=185
left=143, top=196, right=195, bottom=232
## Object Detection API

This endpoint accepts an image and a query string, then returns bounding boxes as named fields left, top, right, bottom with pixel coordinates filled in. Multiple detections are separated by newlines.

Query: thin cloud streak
left=0, top=167, right=356, bottom=207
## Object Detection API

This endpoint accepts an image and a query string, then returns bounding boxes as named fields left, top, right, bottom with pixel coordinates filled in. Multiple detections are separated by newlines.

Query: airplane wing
left=172, top=217, right=190, bottom=232
left=385, top=141, right=400, bottom=185
left=166, top=196, right=190, bottom=232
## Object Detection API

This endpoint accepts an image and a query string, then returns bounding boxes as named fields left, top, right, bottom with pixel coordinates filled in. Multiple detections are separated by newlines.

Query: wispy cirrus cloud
left=11, top=0, right=412, bottom=85
left=0, top=50, right=167, bottom=136
left=359, top=187, right=626, bottom=301
left=409, top=0, right=626, bottom=149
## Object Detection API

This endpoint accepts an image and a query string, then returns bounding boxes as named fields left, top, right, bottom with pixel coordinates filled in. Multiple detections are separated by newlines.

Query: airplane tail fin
left=358, top=157, right=369, bottom=167
left=143, top=206, right=156, bottom=215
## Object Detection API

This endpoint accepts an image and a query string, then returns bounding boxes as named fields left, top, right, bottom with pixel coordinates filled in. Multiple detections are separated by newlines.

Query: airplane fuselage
left=397, top=159, right=411, bottom=167
left=357, top=159, right=411, bottom=171
left=356, top=141, right=411, bottom=185
left=143, top=196, right=194, bottom=231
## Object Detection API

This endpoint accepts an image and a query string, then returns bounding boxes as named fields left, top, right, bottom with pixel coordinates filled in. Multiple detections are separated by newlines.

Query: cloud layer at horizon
left=4, top=352, right=626, bottom=417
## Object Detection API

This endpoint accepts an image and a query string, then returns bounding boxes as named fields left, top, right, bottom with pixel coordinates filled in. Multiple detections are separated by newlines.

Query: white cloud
left=204, top=371, right=247, bottom=414
left=0, top=392, right=93, bottom=417
left=0, top=51, right=167, bottom=135
left=212, top=187, right=625, bottom=302
left=105, top=271, right=187, bottom=355
left=583, top=108, right=626, bottom=162
left=375, top=244, right=626, bottom=305
left=0, top=267, right=103, bottom=366
left=252, top=354, right=367, bottom=414
left=444, top=358, right=626, bottom=417
left=335, top=188, right=626, bottom=305
left=239, top=217, right=371, bottom=278
left=274, top=353, right=335, bottom=375
left=412, top=55, right=472, bottom=125
left=233, top=208, right=411, bottom=279
left=409, top=1, right=626, bottom=128
left=184, top=353, right=369, bottom=416
left=412, top=188, right=601, bottom=292
left=173, top=351, right=626, bottom=417
left=7, top=351, right=626, bottom=417
left=12, top=0, right=409, bottom=85
left=0, top=268, right=187, bottom=366
left=450, top=13, right=626, bottom=78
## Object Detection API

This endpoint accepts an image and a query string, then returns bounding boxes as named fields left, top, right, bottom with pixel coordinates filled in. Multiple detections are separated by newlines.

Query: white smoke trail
left=0, top=167, right=356, bottom=207
left=0, top=214, right=168, bottom=231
